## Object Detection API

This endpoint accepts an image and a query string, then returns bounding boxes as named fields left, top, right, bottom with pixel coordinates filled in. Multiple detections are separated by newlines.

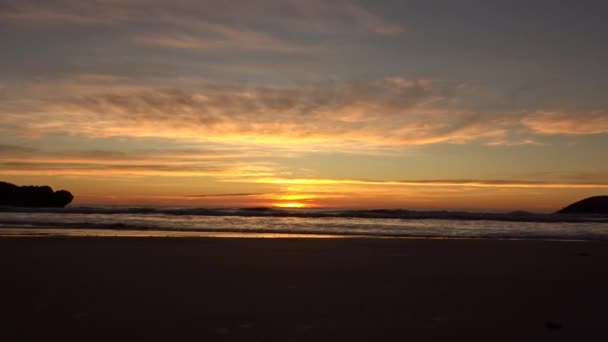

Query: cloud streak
left=1, top=0, right=403, bottom=57
left=3, top=76, right=606, bottom=152
left=186, top=192, right=268, bottom=198
left=522, top=110, right=608, bottom=135
left=247, top=177, right=608, bottom=189
left=131, top=18, right=310, bottom=53
left=0, top=145, right=281, bottom=178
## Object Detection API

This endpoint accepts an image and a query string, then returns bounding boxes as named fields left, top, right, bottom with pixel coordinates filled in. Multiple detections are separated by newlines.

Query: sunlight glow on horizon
left=274, top=202, right=309, bottom=208
left=1, top=0, right=607, bottom=211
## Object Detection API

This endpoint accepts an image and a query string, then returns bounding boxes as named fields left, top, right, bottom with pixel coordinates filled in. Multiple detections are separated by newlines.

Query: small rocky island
left=556, top=196, right=608, bottom=215
left=0, top=181, right=73, bottom=208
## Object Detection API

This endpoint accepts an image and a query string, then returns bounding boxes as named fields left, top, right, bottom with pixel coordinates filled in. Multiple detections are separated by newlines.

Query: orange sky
left=1, top=1, right=607, bottom=212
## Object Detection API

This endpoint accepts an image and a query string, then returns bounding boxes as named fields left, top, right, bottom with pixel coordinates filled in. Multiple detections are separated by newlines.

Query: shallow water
left=1, top=206, right=607, bottom=240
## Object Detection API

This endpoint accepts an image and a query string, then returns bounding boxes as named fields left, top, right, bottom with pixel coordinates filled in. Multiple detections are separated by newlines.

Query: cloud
left=2, top=75, right=607, bottom=151
left=131, top=12, right=315, bottom=52
left=0, top=145, right=281, bottom=178
left=132, top=31, right=307, bottom=53
left=245, top=177, right=608, bottom=189
left=0, top=76, right=474, bottom=148
left=0, top=164, right=276, bottom=178
left=186, top=192, right=267, bottom=198
left=342, top=1, right=404, bottom=35
left=1, top=0, right=403, bottom=56
left=522, top=110, right=608, bottom=135
left=0, top=4, right=106, bottom=25
left=0, top=0, right=152, bottom=25
left=0, top=144, right=38, bottom=154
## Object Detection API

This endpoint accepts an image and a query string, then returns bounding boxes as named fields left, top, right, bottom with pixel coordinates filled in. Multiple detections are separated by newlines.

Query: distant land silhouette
left=556, top=196, right=608, bottom=214
left=0, top=181, right=73, bottom=208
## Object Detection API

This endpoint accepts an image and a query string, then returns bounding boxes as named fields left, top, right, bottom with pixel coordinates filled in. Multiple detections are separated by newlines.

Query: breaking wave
left=1, top=206, right=607, bottom=222
left=1, top=206, right=607, bottom=240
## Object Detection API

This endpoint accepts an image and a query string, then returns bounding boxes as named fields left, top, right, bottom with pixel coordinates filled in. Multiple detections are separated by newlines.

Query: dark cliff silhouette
left=556, top=196, right=608, bottom=214
left=0, top=181, right=73, bottom=208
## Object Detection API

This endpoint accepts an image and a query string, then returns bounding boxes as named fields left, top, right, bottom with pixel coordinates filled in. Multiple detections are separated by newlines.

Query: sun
left=274, top=202, right=307, bottom=208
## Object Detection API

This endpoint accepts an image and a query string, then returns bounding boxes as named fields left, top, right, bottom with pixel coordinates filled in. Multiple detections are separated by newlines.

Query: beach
left=1, top=236, right=607, bottom=341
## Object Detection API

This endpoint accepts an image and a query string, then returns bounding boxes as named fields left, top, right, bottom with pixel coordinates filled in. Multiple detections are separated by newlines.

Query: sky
left=1, top=0, right=607, bottom=211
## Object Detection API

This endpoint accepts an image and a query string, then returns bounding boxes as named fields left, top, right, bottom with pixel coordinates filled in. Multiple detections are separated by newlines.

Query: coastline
left=1, top=235, right=607, bottom=341
left=0, top=226, right=604, bottom=242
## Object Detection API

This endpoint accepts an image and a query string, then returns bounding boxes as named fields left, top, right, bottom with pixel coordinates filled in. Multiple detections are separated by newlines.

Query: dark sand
left=1, top=236, right=607, bottom=341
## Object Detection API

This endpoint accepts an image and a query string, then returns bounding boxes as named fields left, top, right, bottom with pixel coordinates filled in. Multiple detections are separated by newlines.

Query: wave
left=1, top=205, right=608, bottom=241
left=1, top=217, right=607, bottom=241
left=1, top=205, right=607, bottom=223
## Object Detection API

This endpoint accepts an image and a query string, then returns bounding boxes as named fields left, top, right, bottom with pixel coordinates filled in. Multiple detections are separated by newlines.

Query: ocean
left=1, top=206, right=608, bottom=240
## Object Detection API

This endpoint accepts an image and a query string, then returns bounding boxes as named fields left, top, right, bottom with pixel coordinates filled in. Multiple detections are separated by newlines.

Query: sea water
left=1, top=206, right=607, bottom=240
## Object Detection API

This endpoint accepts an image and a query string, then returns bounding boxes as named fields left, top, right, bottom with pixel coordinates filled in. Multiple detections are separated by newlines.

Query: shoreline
left=0, top=226, right=603, bottom=242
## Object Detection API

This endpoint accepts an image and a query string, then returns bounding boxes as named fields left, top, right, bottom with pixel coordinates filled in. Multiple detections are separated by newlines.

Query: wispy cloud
left=0, top=163, right=276, bottom=178
left=0, top=144, right=38, bottom=154
left=132, top=31, right=307, bottom=53
left=0, top=76, right=493, bottom=148
left=246, top=177, right=608, bottom=189
left=3, top=75, right=606, bottom=151
left=0, top=145, right=281, bottom=178
left=522, top=110, right=608, bottom=135
left=0, top=75, right=608, bottom=152
left=342, top=1, right=404, bottom=35
left=186, top=192, right=268, bottom=198
left=1, top=0, right=402, bottom=55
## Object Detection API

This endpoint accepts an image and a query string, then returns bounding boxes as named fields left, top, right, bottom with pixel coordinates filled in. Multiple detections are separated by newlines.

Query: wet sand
left=1, top=236, right=607, bottom=341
